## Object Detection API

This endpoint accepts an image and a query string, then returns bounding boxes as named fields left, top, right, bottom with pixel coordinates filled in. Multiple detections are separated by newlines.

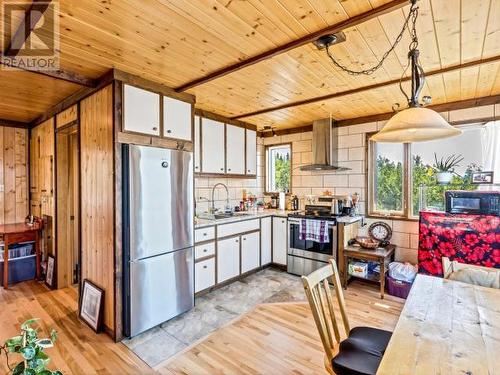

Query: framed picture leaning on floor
left=79, top=279, right=104, bottom=332
left=45, top=255, right=55, bottom=288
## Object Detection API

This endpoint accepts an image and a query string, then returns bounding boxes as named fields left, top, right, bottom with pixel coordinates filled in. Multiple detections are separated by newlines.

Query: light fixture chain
left=325, top=2, right=419, bottom=76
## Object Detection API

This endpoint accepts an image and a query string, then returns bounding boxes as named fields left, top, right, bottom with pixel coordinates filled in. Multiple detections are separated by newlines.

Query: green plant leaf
left=21, top=346, right=36, bottom=360
left=50, top=330, right=57, bottom=343
left=36, top=339, right=53, bottom=349
left=51, top=371, right=63, bottom=375
left=24, top=368, right=36, bottom=375
left=12, top=361, right=24, bottom=375
left=36, top=371, right=52, bottom=375
left=21, top=319, right=40, bottom=331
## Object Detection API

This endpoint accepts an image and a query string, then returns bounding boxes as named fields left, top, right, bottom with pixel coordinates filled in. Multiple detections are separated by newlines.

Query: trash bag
left=388, top=262, right=418, bottom=283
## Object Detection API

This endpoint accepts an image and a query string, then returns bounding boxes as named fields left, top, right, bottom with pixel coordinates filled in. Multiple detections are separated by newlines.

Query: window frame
left=367, top=132, right=412, bottom=220
left=265, top=143, right=292, bottom=195
left=367, top=124, right=486, bottom=221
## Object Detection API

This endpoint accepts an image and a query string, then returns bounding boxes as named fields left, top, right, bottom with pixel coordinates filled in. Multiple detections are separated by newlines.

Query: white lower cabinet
left=195, top=258, right=215, bottom=293
left=241, top=232, right=260, bottom=273
left=272, top=217, right=287, bottom=265
left=217, top=236, right=240, bottom=283
left=260, top=217, right=272, bottom=265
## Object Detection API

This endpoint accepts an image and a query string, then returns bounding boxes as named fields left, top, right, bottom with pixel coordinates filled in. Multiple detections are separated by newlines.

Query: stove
left=288, top=205, right=347, bottom=220
left=287, top=205, right=342, bottom=277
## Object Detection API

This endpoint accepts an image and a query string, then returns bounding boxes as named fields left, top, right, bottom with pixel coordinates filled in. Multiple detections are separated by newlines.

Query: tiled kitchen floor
left=123, top=268, right=306, bottom=367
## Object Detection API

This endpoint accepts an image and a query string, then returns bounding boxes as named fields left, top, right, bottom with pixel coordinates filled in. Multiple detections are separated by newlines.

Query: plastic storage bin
left=386, top=275, right=413, bottom=299
left=0, top=242, right=36, bottom=286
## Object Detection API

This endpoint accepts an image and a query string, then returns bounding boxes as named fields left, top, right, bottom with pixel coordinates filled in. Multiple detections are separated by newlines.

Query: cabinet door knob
left=153, top=127, right=158, bottom=131
left=235, top=239, right=239, bottom=243
left=167, top=129, right=172, bottom=133
left=243, top=238, right=246, bottom=241
left=220, top=168, right=224, bottom=171
left=203, top=233, right=207, bottom=236
left=228, top=168, right=231, bottom=171
left=203, top=265, right=207, bottom=269
left=203, top=249, right=208, bottom=252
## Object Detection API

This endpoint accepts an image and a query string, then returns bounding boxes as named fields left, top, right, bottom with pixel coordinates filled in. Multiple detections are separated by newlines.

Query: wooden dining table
left=378, top=274, right=500, bottom=375
left=1, top=221, right=43, bottom=289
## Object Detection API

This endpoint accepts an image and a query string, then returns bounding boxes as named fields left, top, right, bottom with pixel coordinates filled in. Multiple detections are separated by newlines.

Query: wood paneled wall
left=0, top=127, right=28, bottom=224
left=30, top=119, right=56, bottom=256
left=80, top=85, right=115, bottom=333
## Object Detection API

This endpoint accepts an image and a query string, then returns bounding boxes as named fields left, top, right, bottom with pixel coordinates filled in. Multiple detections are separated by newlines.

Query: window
left=266, top=144, right=291, bottom=193
left=368, top=124, right=495, bottom=219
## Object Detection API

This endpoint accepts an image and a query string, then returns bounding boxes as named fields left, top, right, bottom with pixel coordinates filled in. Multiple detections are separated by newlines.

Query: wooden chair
left=442, top=257, right=500, bottom=288
left=302, top=259, right=392, bottom=375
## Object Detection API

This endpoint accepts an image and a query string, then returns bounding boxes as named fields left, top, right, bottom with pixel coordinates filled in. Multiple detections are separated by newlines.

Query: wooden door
left=226, top=124, right=245, bottom=175
left=217, top=236, right=240, bottom=283
left=246, top=129, right=257, bottom=175
left=201, top=118, right=225, bottom=174
left=163, top=96, right=192, bottom=141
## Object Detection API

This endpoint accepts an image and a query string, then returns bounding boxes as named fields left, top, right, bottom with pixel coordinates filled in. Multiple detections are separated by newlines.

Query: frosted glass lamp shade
left=371, top=107, right=462, bottom=143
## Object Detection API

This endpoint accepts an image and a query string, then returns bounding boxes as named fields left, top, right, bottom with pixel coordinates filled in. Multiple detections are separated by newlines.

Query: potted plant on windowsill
left=433, top=153, right=463, bottom=184
left=0, top=319, right=62, bottom=375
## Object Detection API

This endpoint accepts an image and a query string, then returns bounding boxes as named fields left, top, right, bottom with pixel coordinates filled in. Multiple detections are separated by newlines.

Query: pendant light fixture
left=370, top=1, right=461, bottom=143
left=317, top=0, right=461, bottom=143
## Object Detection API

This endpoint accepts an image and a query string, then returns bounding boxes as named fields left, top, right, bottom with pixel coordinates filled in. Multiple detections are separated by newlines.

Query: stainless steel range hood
left=300, top=118, right=349, bottom=171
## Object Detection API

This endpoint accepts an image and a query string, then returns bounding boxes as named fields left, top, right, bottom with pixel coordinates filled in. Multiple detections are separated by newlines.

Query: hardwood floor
left=0, top=279, right=404, bottom=375
left=0, top=281, right=152, bottom=375
left=156, top=280, right=405, bottom=375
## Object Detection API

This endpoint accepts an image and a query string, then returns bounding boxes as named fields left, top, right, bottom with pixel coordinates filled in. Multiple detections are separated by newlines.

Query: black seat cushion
left=331, top=327, right=392, bottom=375
left=347, top=326, right=392, bottom=357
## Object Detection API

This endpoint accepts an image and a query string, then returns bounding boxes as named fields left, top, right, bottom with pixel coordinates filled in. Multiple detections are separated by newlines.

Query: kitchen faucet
left=211, top=183, right=230, bottom=213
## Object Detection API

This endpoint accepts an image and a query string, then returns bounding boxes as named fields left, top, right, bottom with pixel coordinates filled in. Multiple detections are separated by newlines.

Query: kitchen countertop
left=195, top=210, right=363, bottom=228
left=195, top=209, right=293, bottom=228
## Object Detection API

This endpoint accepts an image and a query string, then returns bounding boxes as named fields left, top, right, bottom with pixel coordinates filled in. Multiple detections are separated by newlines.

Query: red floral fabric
left=418, top=211, right=500, bottom=277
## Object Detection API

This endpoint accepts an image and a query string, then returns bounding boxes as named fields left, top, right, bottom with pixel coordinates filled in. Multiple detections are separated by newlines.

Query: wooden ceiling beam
left=175, top=0, right=409, bottom=92
left=1, top=0, right=96, bottom=87
left=0, top=119, right=29, bottom=129
left=233, top=55, right=500, bottom=120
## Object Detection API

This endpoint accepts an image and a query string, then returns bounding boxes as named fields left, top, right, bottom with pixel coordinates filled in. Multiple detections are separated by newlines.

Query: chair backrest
left=301, top=259, right=350, bottom=361
left=442, top=257, right=500, bottom=278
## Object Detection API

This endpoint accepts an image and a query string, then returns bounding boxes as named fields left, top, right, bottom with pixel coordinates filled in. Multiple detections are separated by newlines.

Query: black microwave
left=445, top=190, right=499, bottom=215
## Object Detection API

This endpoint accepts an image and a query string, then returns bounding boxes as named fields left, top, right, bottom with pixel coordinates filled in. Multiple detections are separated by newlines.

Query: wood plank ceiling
left=0, top=0, right=499, bottom=129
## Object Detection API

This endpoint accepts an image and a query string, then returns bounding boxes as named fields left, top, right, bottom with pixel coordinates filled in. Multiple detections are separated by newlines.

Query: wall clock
left=368, top=222, right=392, bottom=243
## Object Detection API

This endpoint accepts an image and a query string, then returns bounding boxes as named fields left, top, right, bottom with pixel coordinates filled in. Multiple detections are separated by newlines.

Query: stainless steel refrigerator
left=123, top=144, right=194, bottom=337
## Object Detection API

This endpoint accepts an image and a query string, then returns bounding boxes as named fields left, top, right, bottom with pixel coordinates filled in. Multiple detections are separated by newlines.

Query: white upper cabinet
left=226, top=125, right=245, bottom=175
left=123, top=84, right=160, bottom=136
left=194, top=115, right=201, bottom=173
left=201, top=118, right=225, bottom=174
left=163, top=96, right=192, bottom=141
left=246, top=129, right=257, bottom=175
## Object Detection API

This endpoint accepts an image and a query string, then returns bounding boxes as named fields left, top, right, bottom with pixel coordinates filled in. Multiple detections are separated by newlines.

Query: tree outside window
left=369, top=125, right=488, bottom=219
left=266, top=144, right=291, bottom=193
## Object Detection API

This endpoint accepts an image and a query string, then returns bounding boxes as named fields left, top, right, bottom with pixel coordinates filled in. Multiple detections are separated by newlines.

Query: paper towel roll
left=279, top=191, right=286, bottom=210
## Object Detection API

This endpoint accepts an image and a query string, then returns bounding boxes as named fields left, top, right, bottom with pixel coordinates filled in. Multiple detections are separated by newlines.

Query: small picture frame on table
left=45, top=255, right=55, bottom=288
left=471, top=171, right=494, bottom=184
left=79, top=279, right=104, bottom=332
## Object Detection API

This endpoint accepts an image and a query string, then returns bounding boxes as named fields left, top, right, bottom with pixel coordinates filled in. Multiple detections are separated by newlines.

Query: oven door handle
left=288, top=218, right=337, bottom=227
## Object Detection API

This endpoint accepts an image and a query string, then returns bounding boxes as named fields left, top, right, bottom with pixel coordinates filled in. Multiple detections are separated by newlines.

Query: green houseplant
left=0, top=319, right=62, bottom=375
left=433, top=153, right=463, bottom=184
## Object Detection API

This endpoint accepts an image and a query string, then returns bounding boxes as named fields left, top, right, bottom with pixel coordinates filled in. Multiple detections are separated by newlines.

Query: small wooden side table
left=343, top=244, right=396, bottom=299
left=1, top=221, right=43, bottom=289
